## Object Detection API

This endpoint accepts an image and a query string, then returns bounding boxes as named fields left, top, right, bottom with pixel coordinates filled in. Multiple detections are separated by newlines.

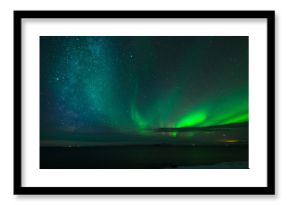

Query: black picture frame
left=14, top=10, right=275, bottom=195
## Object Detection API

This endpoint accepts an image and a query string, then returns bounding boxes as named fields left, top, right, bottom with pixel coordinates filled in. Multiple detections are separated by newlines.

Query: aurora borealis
left=40, top=36, right=248, bottom=143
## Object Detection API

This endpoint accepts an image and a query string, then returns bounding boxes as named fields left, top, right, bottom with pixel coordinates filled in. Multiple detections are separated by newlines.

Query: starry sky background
left=40, top=36, right=248, bottom=144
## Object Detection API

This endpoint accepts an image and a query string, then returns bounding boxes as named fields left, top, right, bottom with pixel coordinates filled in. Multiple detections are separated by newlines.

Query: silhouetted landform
left=153, top=122, right=248, bottom=132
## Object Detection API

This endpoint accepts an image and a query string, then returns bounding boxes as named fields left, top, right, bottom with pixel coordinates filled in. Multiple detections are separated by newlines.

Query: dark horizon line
left=153, top=122, right=248, bottom=132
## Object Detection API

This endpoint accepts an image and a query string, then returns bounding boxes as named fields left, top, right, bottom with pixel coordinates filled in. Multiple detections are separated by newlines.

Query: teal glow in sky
left=40, top=36, right=248, bottom=141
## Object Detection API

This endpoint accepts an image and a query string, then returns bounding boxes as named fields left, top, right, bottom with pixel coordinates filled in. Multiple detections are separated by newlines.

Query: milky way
left=40, top=36, right=248, bottom=141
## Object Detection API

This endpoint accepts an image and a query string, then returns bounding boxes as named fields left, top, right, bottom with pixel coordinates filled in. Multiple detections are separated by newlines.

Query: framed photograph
left=14, top=11, right=275, bottom=195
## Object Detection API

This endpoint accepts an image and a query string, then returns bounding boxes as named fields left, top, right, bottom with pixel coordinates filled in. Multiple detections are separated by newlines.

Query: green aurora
left=40, top=36, right=248, bottom=140
left=129, top=87, right=248, bottom=130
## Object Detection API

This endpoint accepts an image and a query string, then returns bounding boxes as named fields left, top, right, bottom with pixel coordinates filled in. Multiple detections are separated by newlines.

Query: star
left=40, top=36, right=248, bottom=137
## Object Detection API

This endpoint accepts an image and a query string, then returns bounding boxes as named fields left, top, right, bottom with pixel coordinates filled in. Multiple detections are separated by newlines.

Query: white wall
left=0, top=0, right=288, bottom=204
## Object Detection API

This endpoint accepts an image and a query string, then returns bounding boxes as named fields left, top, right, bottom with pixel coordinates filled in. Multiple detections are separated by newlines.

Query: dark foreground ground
left=40, top=145, right=248, bottom=169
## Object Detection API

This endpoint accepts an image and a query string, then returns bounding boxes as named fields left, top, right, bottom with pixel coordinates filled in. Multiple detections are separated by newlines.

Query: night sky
left=40, top=36, right=248, bottom=144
